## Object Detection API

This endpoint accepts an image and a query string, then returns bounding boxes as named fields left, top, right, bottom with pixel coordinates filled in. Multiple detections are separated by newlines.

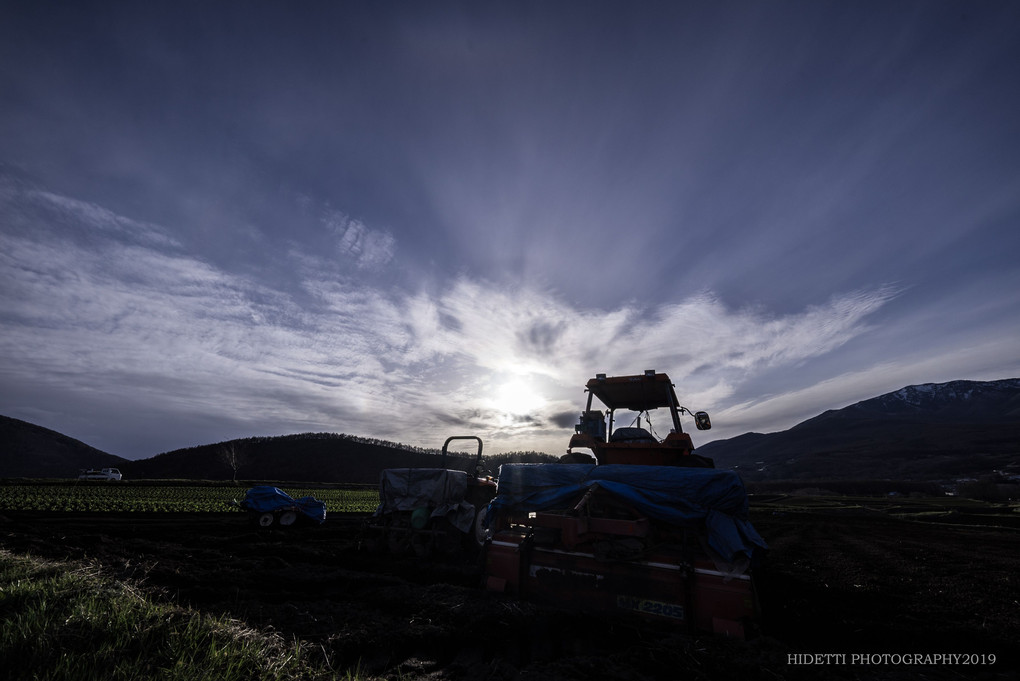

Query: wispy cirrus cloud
left=2, top=3, right=1019, bottom=464
left=716, top=334, right=1020, bottom=436
left=322, top=208, right=395, bottom=270
left=0, top=180, right=910, bottom=455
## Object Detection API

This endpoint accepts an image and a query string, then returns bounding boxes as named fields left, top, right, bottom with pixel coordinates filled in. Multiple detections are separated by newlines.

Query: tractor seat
left=609, top=427, right=657, bottom=443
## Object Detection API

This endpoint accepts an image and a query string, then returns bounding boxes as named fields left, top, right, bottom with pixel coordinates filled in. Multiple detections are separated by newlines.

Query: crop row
left=0, top=483, right=379, bottom=514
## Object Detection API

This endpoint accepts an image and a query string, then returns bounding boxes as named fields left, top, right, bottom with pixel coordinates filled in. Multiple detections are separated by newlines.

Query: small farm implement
left=235, top=486, right=327, bottom=527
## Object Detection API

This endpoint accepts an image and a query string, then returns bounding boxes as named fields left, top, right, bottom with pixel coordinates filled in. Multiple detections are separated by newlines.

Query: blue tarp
left=239, top=486, right=327, bottom=524
left=488, top=464, right=766, bottom=562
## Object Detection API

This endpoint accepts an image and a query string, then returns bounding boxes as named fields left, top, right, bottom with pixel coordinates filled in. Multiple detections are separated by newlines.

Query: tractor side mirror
left=694, top=411, right=712, bottom=430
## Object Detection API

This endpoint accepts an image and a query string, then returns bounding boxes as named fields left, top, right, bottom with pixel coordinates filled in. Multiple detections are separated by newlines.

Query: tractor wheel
left=278, top=511, right=298, bottom=527
left=472, top=508, right=490, bottom=546
left=257, top=512, right=275, bottom=527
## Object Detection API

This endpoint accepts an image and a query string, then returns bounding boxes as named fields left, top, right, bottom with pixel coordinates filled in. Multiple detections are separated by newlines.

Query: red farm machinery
left=482, top=371, right=766, bottom=638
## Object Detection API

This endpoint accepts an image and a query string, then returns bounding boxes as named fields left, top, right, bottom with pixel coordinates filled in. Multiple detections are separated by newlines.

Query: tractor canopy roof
left=585, top=372, right=679, bottom=412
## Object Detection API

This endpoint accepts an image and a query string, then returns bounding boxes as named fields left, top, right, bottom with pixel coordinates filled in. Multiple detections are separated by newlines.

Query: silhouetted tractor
left=482, top=371, right=767, bottom=638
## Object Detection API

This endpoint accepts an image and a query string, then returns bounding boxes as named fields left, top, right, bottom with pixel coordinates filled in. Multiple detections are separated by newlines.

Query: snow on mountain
left=698, top=377, right=1020, bottom=481
left=850, top=378, right=1020, bottom=422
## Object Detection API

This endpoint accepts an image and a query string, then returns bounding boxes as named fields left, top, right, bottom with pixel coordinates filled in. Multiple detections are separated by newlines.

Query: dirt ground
left=1, top=508, right=1017, bottom=680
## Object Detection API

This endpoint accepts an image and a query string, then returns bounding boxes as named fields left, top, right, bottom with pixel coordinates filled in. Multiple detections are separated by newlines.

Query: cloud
left=0, top=180, right=908, bottom=456
left=715, top=335, right=1020, bottom=438
left=322, top=208, right=395, bottom=270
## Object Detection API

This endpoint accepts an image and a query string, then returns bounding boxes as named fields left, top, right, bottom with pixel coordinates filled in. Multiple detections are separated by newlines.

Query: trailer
left=363, top=436, right=498, bottom=556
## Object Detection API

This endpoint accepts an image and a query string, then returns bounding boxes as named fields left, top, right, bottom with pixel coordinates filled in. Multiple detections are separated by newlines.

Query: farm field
left=0, top=481, right=378, bottom=514
left=0, top=492, right=1018, bottom=680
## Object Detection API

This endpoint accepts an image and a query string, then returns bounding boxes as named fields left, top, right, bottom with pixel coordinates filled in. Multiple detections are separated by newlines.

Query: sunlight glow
left=493, top=379, right=546, bottom=416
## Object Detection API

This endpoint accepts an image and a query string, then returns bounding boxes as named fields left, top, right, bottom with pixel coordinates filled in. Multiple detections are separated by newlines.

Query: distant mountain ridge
left=3, top=378, right=1019, bottom=482
left=796, top=378, right=1020, bottom=426
left=698, top=378, right=1020, bottom=481
left=0, top=420, right=554, bottom=483
left=0, top=415, right=129, bottom=478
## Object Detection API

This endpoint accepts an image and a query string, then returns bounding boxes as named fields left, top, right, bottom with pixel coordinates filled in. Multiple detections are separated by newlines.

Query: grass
left=0, top=549, right=350, bottom=681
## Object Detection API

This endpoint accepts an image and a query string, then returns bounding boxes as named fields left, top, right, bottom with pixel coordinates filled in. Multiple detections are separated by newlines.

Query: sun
left=493, top=378, right=546, bottom=416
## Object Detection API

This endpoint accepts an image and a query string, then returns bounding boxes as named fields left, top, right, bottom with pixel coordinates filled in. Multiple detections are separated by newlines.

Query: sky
left=1, top=1, right=1019, bottom=460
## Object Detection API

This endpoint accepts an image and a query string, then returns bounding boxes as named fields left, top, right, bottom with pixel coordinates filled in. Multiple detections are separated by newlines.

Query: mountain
left=119, top=434, right=463, bottom=483
left=698, top=378, right=1020, bottom=481
left=794, top=379, right=1020, bottom=427
left=0, top=415, right=129, bottom=478
left=5, top=378, right=1019, bottom=482
left=118, top=434, right=557, bottom=483
left=0, top=417, right=555, bottom=482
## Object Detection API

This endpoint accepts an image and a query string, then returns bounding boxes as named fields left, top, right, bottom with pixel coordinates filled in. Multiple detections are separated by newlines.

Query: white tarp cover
left=374, top=468, right=476, bottom=533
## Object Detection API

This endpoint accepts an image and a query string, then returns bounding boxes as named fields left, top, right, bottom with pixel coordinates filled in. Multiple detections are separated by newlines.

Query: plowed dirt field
left=1, top=505, right=1017, bottom=680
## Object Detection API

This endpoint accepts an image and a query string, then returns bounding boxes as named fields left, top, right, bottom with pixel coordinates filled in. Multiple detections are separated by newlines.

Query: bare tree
left=220, top=441, right=247, bottom=482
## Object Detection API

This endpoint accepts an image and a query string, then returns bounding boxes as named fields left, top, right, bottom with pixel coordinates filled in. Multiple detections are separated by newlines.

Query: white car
left=77, top=467, right=123, bottom=481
